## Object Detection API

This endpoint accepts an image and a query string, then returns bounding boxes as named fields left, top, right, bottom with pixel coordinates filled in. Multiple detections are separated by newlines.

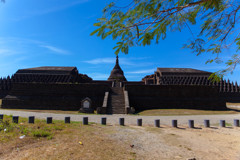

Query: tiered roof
left=13, top=66, right=92, bottom=83
left=142, top=68, right=240, bottom=93
left=108, top=56, right=127, bottom=81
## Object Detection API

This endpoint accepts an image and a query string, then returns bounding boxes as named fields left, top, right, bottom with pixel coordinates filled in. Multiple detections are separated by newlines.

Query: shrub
left=32, top=130, right=52, bottom=138
left=0, top=120, right=14, bottom=132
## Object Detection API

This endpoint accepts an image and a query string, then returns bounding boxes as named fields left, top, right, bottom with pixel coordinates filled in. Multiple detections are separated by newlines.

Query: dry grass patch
left=0, top=116, right=135, bottom=160
left=227, top=102, right=240, bottom=111
left=137, top=109, right=239, bottom=116
left=227, top=102, right=240, bottom=106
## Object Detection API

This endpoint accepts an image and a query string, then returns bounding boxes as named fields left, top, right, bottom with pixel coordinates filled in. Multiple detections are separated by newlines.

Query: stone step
left=112, top=111, right=125, bottom=114
left=111, top=92, right=123, bottom=94
left=111, top=94, right=124, bottom=96
left=112, top=109, right=125, bottom=111
left=111, top=90, right=122, bottom=92
left=111, top=105, right=124, bottom=107
left=111, top=104, right=124, bottom=106
left=110, top=100, right=124, bottom=102
left=111, top=106, right=125, bottom=109
left=111, top=109, right=125, bottom=111
left=111, top=95, right=123, bottom=97
left=111, top=97, right=124, bottom=99
left=108, top=86, right=126, bottom=114
left=111, top=107, right=124, bottom=109
left=111, top=88, right=122, bottom=90
left=111, top=100, right=124, bottom=102
left=111, top=103, right=125, bottom=106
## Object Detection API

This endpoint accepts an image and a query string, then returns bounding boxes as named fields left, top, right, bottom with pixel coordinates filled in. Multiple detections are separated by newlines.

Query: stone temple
left=0, top=56, right=240, bottom=114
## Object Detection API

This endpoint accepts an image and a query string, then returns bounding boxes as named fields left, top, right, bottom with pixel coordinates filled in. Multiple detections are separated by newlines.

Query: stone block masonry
left=124, top=84, right=227, bottom=112
left=2, top=83, right=110, bottom=110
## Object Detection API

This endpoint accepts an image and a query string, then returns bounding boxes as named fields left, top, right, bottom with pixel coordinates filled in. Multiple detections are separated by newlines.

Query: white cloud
left=0, top=37, right=71, bottom=56
left=12, top=0, right=91, bottom=21
left=0, top=49, right=19, bottom=56
left=126, top=69, right=155, bottom=74
left=83, top=58, right=115, bottom=64
left=87, top=73, right=109, bottom=80
left=31, top=0, right=90, bottom=16
left=40, top=45, right=70, bottom=55
left=83, top=57, right=152, bottom=66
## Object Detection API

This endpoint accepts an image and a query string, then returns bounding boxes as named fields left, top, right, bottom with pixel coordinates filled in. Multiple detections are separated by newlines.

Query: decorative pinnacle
left=116, top=55, right=119, bottom=65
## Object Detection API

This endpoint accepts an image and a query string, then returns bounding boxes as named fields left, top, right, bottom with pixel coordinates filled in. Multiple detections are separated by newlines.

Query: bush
left=32, top=130, right=52, bottom=138
left=0, top=120, right=14, bottom=132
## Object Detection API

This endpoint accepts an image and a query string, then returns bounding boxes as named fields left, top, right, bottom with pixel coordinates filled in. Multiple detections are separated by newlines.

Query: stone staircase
left=107, top=83, right=125, bottom=114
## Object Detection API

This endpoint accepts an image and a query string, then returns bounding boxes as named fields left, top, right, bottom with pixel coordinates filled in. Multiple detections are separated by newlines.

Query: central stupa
left=107, top=56, right=127, bottom=81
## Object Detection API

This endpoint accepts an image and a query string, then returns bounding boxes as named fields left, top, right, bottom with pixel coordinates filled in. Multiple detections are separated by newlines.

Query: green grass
left=32, top=130, right=52, bottom=138
left=0, top=115, right=68, bottom=142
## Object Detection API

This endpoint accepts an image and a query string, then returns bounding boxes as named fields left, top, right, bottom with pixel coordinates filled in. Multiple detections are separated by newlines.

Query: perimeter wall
left=2, top=83, right=111, bottom=110
left=124, top=84, right=228, bottom=111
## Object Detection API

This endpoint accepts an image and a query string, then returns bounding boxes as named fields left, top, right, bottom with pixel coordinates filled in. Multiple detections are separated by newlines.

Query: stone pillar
left=188, top=120, right=194, bottom=128
left=220, top=120, right=225, bottom=127
left=234, top=119, right=239, bottom=127
left=83, top=117, right=88, bottom=125
left=65, top=117, right=71, bottom=123
left=101, top=117, right=107, bottom=125
left=172, top=120, right=177, bottom=128
left=155, top=119, right=160, bottom=128
left=119, top=118, right=124, bottom=126
left=12, top=116, right=19, bottom=124
left=137, top=119, right=142, bottom=126
left=204, top=120, right=210, bottom=128
left=47, top=117, right=52, bottom=124
left=28, top=116, right=35, bottom=124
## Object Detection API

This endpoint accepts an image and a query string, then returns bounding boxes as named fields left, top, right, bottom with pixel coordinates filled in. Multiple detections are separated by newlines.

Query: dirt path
left=1, top=109, right=240, bottom=126
left=108, top=126, right=240, bottom=160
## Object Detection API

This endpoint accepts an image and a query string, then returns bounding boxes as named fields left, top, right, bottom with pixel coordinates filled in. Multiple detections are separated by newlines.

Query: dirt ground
left=108, top=125, right=240, bottom=160
left=0, top=123, right=240, bottom=160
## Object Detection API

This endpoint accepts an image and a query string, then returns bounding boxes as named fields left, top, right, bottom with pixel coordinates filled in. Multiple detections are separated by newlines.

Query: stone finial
left=235, top=82, right=238, bottom=92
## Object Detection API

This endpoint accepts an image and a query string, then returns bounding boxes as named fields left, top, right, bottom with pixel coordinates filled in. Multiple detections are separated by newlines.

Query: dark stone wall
left=123, top=82, right=145, bottom=85
left=220, top=92, right=240, bottom=102
left=124, top=84, right=228, bottom=111
left=0, top=90, right=9, bottom=99
left=2, top=83, right=110, bottom=110
left=2, top=81, right=239, bottom=112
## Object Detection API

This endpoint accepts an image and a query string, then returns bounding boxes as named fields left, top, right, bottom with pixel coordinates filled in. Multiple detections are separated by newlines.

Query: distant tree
left=91, top=0, right=240, bottom=80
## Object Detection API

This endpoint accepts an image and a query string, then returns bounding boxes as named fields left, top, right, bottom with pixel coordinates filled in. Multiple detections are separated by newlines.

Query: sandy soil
left=108, top=125, right=240, bottom=160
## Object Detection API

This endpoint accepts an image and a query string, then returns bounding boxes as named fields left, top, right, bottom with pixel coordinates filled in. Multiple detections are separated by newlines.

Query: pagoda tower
left=108, top=56, right=127, bottom=81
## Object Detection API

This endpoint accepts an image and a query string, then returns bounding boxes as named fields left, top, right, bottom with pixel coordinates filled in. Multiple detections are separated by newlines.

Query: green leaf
left=90, top=29, right=100, bottom=36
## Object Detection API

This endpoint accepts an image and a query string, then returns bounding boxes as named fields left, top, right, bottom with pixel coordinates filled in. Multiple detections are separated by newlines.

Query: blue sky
left=0, top=0, right=239, bottom=83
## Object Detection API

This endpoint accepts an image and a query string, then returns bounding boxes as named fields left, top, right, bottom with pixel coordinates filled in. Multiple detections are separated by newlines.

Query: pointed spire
left=116, top=55, right=119, bottom=65
left=108, top=55, right=127, bottom=81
